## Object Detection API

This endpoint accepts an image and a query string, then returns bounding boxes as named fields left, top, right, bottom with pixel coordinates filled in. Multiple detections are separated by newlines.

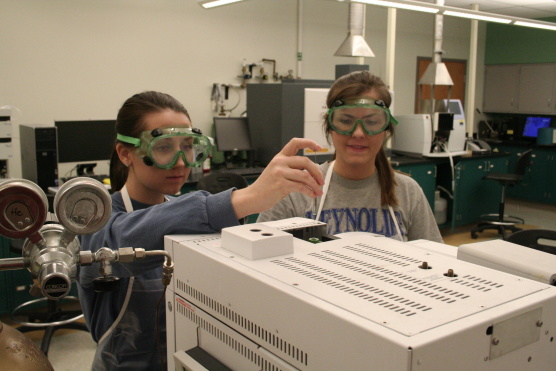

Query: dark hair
left=109, top=91, right=191, bottom=192
left=323, top=70, right=398, bottom=207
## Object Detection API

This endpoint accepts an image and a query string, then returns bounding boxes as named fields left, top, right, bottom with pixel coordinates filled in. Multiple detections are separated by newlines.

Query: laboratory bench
left=389, top=155, right=437, bottom=211
left=391, top=152, right=512, bottom=230
left=181, top=153, right=523, bottom=231
left=434, top=152, right=510, bottom=230
left=486, top=141, right=556, bottom=205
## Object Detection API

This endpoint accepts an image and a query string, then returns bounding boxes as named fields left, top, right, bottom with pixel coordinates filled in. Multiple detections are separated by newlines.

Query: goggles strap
left=117, top=133, right=141, bottom=147
left=390, top=114, right=398, bottom=126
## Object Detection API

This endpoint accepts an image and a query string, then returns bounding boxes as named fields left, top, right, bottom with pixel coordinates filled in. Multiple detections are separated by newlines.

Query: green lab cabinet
left=0, top=274, right=8, bottom=314
left=392, top=163, right=436, bottom=211
left=491, top=145, right=525, bottom=199
left=0, top=236, right=34, bottom=315
left=529, top=148, right=556, bottom=204
left=520, top=148, right=556, bottom=204
left=451, top=156, right=509, bottom=227
left=0, top=237, right=10, bottom=314
left=8, top=269, right=36, bottom=312
left=492, top=144, right=556, bottom=205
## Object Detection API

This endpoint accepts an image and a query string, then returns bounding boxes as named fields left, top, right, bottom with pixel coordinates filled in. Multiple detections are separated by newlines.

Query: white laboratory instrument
left=392, top=99, right=467, bottom=158
left=0, top=108, right=13, bottom=175
left=165, top=218, right=556, bottom=370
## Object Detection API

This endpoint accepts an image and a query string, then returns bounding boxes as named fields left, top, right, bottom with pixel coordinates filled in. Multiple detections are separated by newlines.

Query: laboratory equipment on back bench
left=0, top=108, right=13, bottom=177
left=165, top=217, right=556, bottom=370
left=392, top=99, right=467, bottom=158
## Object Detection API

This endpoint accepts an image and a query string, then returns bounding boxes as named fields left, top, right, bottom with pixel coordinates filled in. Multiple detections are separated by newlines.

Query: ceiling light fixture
left=443, top=10, right=511, bottom=24
left=197, top=0, right=246, bottom=9
left=339, top=0, right=556, bottom=31
left=352, top=0, right=438, bottom=14
left=514, top=21, right=556, bottom=31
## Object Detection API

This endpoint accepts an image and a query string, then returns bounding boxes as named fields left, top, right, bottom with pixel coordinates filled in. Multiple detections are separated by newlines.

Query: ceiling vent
left=335, top=3, right=374, bottom=57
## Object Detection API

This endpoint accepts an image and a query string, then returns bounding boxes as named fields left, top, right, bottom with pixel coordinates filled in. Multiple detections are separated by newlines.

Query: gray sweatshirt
left=258, top=161, right=443, bottom=243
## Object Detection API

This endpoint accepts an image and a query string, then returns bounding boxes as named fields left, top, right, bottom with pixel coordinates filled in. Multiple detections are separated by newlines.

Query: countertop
left=389, top=151, right=509, bottom=167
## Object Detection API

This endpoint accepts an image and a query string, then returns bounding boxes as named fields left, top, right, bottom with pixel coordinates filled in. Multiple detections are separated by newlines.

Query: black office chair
left=506, top=229, right=556, bottom=255
left=471, top=149, right=533, bottom=240
left=8, top=238, right=89, bottom=356
left=196, top=172, right=249, bottom=194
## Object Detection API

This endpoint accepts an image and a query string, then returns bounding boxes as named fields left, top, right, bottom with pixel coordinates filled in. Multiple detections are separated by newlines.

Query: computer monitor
left=55, top=120, right=116, bottom=163
left=213, top=117, right=253, bottom=152
left=441, top=99, right=464, bottom=118
left=522, top=116, right=551, bottom=138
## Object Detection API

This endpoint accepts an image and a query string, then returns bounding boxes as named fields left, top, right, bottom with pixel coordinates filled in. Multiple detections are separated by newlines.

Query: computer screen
left=441, top=99, right=464, bottom=117
left=55, top=120, right=116, bottom=163
left=522, top=117, right=551, bottom=138
left=213, top=117, right=253, bottom=152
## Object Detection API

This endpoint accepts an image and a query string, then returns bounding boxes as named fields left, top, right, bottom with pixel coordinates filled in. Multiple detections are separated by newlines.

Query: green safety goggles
left=117, top=126, right=211, bottom=169
left=327, top=98, right=398, bottom=136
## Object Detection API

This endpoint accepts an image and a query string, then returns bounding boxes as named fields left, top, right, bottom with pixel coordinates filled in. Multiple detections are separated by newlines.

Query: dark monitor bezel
left=55, top=120, right=116, bottom=163
left=213, top=117, right=253, bottom=152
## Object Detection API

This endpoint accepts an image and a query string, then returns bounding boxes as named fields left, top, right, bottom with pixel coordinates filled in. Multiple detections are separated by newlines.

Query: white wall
left=0, top=0, right=486, bottom=179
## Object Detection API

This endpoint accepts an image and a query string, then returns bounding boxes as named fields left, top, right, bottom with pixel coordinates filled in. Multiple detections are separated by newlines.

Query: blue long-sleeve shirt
left=77, top=188, right=240, bottom=343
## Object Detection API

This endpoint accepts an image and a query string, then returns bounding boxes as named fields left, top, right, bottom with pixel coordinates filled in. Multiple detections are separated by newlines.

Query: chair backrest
left=505, top=229, right=556, bottom=255
left=196, top=172, right=249, bottom=194
left=514, top=149, right=533, bottom=176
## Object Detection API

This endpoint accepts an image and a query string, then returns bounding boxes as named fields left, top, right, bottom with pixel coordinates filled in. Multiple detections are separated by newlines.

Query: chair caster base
left=471, top=222, right=523, bottom=240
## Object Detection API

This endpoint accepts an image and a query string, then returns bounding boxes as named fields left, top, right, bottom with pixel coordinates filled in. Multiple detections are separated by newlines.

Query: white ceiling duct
left=419, top=0, right=453, bottom=86
left=335, top=3, right=375, bottom=57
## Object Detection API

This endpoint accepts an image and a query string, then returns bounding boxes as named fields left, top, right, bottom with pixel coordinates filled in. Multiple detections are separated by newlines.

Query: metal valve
left=80, top=247, right=174, bottom=293
left=0, top=177, right=174, bottom=299
left=0, top=177, right=111, bottom=299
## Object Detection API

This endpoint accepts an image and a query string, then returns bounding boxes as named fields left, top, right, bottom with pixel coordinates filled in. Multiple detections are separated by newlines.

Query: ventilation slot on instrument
left=346, top=243, right=423, bottom=266
left=268, top=241, right=508, bottom=319
left=450, top=274, right=504, bottom=292
left=272, top=258, right=430, bottom=316
left=176, top=300, right=291, bottom=371
left=183, top=285, right=308, bottom=366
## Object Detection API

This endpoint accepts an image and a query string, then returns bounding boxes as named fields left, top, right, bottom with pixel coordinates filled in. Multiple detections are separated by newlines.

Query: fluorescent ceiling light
left=338, top=0, right=556, bottom=31
left=352, top=0, right=438, bottom=14
left=198, top=0, right=245, bottom=9
left=514, top=21, right=556, bottom=31
left=443, top=10, right=511, bottom=24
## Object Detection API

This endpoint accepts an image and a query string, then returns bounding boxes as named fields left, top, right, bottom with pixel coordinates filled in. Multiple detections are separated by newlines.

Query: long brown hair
left=109, top=91, right=191, bottom=192
left=323, top=70, right=398, bottom=206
